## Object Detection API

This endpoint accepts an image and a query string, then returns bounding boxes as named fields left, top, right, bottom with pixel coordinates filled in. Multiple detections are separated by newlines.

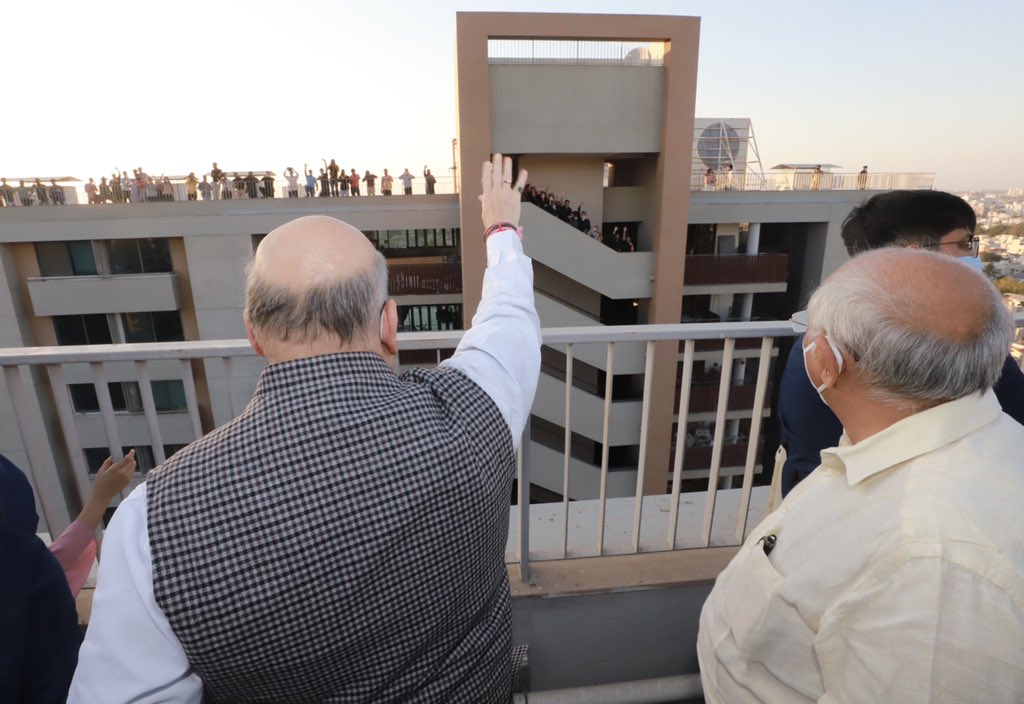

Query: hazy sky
left=3, top=0, right=1020, bottom=191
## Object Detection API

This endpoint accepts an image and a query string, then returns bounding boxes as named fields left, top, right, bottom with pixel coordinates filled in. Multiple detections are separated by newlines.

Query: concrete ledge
left=509, top=547, right=736, bottom=599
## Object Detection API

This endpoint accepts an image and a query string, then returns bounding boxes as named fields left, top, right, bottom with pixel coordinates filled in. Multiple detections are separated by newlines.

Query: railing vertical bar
left=4, top=364, right=71, bottom=534
left=90, top=362, right=123, bottom=461
left=700, top=338, right=735, bottom=547
left=135, top=362, right=166, bottom=465
left=596, top=342, right=614, bottom=555
left=223, top=357, right=239, bottom=418
left=561, top=344, right=574, bottom=559
left=518, top=423, right=531, bottom=583
left=735, top=337, right=774, bottom=543
left=179, top=359, right=204, bottom=440
left=631, top=341, right=657, bottom=553
left=45, top=365, right=93, bottom=507
left=668, top=340, right=695, bottom=549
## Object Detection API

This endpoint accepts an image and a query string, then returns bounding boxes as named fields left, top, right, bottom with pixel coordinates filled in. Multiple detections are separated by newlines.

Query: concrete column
left=746, top=222, right=761, bottom=254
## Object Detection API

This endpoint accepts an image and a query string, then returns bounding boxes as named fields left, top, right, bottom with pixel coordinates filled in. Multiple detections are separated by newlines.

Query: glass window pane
left=54, top=315, right=87, bottom=345
left=152, top=380, right=187, bottom=412
left=122, top=312, right=155, bottom=342
left=68, top=241, right=98, bottom=275
left=120, top=382, right=143, bottom=413
left=151, top=311, right=185, bottom=342
left=107, top=382, right=128, bottom=412
left=129, top=445, right=155, bottom=473
left=163, top=444, right=186, bottom=461
left=108, top=239, right=142, bottom=274
left=138, top=239, right=172, bottom=273
left=69, top=384, right=99, bottom=413
left=82, top=314, right=112, bottom=344
left=83, top=448, right=109, bottom=474
left=36, top=242, right=73, bottom=276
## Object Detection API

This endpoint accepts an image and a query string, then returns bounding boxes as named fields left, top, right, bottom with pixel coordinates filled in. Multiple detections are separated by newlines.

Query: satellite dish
left=624, top=45, right=656, bottom=65
left=697, top=122, right=741, bottom=171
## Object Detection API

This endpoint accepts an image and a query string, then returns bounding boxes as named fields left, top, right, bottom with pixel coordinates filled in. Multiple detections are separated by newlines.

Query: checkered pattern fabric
left=147, top=352, right=516, bottom=703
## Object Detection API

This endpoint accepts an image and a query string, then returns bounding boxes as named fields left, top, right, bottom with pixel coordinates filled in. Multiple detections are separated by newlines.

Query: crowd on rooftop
left=0, top=161, right=444, bottom=207
left=521, top=183, right=636, bottom=252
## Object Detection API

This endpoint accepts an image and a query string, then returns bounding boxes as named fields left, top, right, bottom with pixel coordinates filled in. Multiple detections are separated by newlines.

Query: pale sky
left=2, top=0, right=1020, bottom=191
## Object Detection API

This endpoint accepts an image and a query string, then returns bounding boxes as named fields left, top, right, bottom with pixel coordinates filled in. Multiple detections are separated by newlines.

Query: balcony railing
left=388, top=262, right=463, bottom=295
left=488, top=39, right=666, bottom=66
left=683, top=253, right=788, bottom=286
left=0, top=321, right=796, bottom=579
left=0, top=174, right=459, bottom=207
left=690, top=170, right=935, bottom=192
left=5, top=317, right=1022, bottom=583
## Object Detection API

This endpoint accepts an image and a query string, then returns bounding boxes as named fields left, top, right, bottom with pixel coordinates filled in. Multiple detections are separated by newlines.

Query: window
left=84, top=443, right=187, bottom=475
left=107, top=238, right=173, bottom=274
left=151, top=380, right=187, bottom=412
left=69, top=380, right=187, bottom=414
left=54, top=312, right=184, bottom=346
left=365, top=228, right=460, bottom=254
left=54, top=314, right=113, bottom=345
left=397, top=303, right=462, bottom=332
left=122, top=311, right=185, bottom=343
left=36, top=239, right=173, bottom=276
left=36, top=241, right=98, bottom=276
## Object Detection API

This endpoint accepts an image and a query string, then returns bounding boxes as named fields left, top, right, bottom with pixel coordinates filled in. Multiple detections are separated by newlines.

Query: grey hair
left=245, top=250, right=389, bottom=344
left=807, top=248, right=1013, bottom=412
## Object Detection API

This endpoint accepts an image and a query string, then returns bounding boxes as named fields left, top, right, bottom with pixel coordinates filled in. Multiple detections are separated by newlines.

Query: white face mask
left=803, top=335, right=844, bottom=397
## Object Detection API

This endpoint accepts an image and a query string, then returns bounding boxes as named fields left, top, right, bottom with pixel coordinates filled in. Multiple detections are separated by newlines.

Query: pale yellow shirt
left=698, top=389, right=1024, bottom=703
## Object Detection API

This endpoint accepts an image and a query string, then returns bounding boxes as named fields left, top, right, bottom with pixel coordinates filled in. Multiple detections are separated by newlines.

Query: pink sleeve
left=49, top=519, right=98, bottom=597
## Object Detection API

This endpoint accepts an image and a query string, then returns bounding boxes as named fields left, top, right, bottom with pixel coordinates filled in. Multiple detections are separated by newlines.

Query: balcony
left=690, top=169, right=935, bottom=192
left=387, top=261, right=462, bottom=296
left=26, top=272, right=180, bottom=316
left=683, top=252, right=787, bottom=286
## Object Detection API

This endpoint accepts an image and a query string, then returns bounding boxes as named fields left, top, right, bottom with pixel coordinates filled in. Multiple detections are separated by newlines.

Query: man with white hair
left=698, top=248, right=1024, bottom=703
left=70, top=154, right=540, bottom=703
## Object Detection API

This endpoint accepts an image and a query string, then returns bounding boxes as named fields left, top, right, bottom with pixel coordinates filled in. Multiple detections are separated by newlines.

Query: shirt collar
left=821, top=389, right=1002, bottom=486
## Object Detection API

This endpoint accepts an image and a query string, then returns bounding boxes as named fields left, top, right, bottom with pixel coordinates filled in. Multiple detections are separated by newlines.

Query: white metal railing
left=5, top=318, right=1021, bottom=582
left=0, top=174, right=459, bottom=207
left=690, top=170, right=935, bottom=192
left=488, top=39, right=666, bottom=66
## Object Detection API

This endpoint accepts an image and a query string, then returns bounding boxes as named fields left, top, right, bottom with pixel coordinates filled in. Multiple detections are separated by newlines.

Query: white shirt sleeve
left=444, top=228, right=541, bottom=448
left=68, top=483, right=203, bottom=703
left=815, top=555, right=1024, bottom=704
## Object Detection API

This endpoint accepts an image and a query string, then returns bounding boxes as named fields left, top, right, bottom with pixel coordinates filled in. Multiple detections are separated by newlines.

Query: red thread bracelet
left=484, top=222, right=522, bottom=239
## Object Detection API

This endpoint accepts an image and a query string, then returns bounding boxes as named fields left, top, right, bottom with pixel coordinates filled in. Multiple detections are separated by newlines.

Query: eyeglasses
left=922, top=234, right=979, bottom=257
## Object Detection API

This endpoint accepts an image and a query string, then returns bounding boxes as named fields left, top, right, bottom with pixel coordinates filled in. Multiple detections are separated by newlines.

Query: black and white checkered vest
left=147, top=352, right=516, bottom=703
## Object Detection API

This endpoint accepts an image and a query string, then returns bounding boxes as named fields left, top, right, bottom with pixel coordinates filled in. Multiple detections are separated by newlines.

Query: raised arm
left=444, top=154, right=541, bottom=448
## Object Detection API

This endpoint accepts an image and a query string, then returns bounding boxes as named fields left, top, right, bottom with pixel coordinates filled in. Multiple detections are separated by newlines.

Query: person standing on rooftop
left=400, top=167, right=415, bottom=195
left=381, top=168, right=393, bottom=195
left=69, top=154, right=541, bottom=704
left=423, top=165, right=436, bottom=194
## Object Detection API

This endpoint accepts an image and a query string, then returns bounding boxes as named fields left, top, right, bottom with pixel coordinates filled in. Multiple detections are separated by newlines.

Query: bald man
left=699, top=249, right=1024, bottom=703
left=71, top=155, right=541, bottom=703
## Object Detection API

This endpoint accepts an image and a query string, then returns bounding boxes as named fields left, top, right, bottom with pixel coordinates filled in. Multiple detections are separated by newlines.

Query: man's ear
left=243, top=311, right=265, bottom=357
left=380, top=299, right=398, bottom=357
left=807, top=333, right=841, bottom=389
